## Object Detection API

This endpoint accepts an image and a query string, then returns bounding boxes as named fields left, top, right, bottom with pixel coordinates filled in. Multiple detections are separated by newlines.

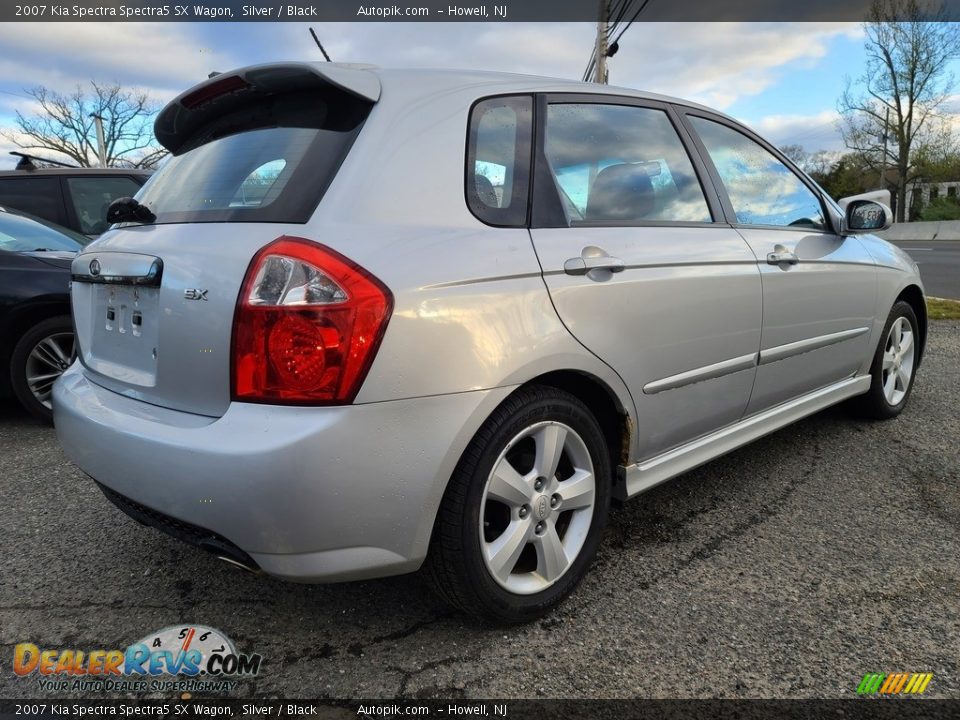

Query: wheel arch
left=896, top=284, right=927, bottom=366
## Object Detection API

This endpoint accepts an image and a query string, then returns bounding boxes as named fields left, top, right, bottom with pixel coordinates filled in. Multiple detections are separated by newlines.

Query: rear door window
left=466, top=96, right=533, bottom=227
left=0, top=176, right=67, bottom=227
left=65, top=176, right=143, bottom=234
left=543, top=103, right=712, bottom=225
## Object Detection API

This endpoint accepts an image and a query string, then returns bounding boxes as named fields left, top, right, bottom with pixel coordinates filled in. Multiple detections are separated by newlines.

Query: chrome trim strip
left=642, top=352, right=757, bottom=395
left=71, top=253, right=164, bottom=288
left=621, top=375, right=871, bottom=499
left=759, top=327, right=870, bottom=365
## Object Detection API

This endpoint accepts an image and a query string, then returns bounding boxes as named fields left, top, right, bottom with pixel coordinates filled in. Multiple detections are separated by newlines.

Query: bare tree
left=2, top=82, right=167, bottom=169
left=779, top=144, right=809, bottom=168
left=839, top=0, right=960, bottom=221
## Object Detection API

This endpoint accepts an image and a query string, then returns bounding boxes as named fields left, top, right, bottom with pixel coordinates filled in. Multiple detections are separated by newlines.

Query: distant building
left=907, top=180, right=960, bottom=218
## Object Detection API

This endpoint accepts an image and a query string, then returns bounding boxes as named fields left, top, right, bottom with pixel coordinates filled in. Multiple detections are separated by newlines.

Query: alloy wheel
left=881, top=316, right=915, bottom=406
left=479, top=421, right=596, bottom=595
left=25, top=331, right=75, bottom=410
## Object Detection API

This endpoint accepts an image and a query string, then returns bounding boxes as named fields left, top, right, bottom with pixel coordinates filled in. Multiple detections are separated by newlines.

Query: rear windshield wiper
left=106, top=197, right=156, bottom=225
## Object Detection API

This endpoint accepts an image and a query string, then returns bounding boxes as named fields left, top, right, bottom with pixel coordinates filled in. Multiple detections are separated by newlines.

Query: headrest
left=585, top=164, right=655, bottom=222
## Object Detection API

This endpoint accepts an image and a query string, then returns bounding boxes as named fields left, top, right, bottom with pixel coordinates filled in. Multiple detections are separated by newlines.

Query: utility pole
left=594, top=0, right=609, bottom=84
left=89, top=113, right=107, bottom=168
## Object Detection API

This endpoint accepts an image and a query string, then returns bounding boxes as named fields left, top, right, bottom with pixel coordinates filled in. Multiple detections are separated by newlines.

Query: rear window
left=135, top=91, right=371, bottom=225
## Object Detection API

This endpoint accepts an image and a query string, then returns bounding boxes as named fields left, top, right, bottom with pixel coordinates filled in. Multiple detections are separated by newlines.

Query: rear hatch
left=71, top=63, right=378, bottom=417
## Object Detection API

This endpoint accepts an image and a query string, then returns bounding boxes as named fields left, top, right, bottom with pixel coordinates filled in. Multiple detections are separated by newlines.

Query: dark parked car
left=0, top=165, right=151, bottom=237
left=0, top=206, right=88, bottom=421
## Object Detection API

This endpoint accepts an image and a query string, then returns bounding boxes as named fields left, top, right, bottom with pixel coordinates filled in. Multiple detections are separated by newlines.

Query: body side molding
left=759, top=327, right=870, bottom=365
left=642, top=352, right=757, bottom=395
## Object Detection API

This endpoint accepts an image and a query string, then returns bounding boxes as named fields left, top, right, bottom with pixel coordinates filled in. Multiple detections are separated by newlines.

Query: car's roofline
left=365, top=65, right=728, bottom=116
left=0, top=168, right=152, bottom=177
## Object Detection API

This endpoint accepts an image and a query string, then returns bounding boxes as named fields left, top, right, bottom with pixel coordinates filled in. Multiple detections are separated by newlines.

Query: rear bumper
left=54, top=364, right=513, bottom=582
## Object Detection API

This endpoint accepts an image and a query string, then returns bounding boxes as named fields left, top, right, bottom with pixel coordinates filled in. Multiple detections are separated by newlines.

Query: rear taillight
left=232, top=237, right=393, bottom=405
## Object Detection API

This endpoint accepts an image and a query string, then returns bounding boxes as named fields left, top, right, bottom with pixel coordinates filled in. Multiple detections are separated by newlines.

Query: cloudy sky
left=0, top=21, right=954, bottom=169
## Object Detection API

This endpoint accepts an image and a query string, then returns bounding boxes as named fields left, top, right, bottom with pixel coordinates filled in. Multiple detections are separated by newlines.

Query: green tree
left=809, top=153, right=874, bottom=201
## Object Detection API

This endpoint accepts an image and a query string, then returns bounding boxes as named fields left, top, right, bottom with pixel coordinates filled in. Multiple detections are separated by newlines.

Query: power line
left=609, top=0, right=654, bottom=48
left=607, top=0, right=632, bottom=35
left=581, top=0, right=655, bottom=83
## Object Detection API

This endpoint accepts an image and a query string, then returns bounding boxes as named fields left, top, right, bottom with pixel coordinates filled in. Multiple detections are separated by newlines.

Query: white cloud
left=604, top=22, right=860, bottom=110
left=748, top=110, right=845, bottom=151
left=0, top=23, right=232, bottom=98
left=0, top=21, right=861, bottom=168
left=280, top=21, right=860, bottom=110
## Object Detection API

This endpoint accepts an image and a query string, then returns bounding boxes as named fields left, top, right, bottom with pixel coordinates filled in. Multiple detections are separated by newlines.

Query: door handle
left=564, top=255, right=625, bottom=276
left=766, top=250, right=799, bottom=265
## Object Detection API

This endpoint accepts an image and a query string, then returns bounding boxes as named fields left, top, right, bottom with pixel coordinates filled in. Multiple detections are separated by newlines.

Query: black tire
left=10, top=315, right=75, bottom=424
left=425, top=385, right=611, bottom=624
left=852, top=301, right=920, bottom=420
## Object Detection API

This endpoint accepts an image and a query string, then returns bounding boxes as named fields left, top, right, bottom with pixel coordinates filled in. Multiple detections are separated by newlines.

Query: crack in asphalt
left=387, top=654, right=472, bottom=698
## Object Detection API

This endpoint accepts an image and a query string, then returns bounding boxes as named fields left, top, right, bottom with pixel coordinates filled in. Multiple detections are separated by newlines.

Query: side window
left=466, top=96, right=532, bottom=227
left=689, top=116, right=826, bottom=230
left=543, top=103, right=711, bottom=225
left=0, top=177, right=66, bottom=226
left=66, top=176, right=144, bottom=234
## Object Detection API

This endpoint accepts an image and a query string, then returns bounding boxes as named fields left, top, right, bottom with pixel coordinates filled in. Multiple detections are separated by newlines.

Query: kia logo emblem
left=88, top=258, right=101, bottom=276
left=536, top=496, right=549, bottom=520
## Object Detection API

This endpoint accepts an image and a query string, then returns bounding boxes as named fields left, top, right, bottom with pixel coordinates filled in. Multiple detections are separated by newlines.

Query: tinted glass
left=0, top=211, right=87, bottom=252
left=0, top=177, right=66, bottom=226
left=466, top=96, right=532, bottom=227
left=134, top=90, right=371, bottom=225
left=66, top=176, right=143, bottom=234
left=689, top=117, right=826, bottom=230
left=543, top=104, right=711, bottom=225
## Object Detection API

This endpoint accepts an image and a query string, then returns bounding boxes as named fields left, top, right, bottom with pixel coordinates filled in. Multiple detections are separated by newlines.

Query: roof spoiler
left=154, top=62, right=381, bottom=154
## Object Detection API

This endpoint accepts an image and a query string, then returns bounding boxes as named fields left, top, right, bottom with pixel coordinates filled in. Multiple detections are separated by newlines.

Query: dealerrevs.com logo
left=13, top=625, right=262, bottom=693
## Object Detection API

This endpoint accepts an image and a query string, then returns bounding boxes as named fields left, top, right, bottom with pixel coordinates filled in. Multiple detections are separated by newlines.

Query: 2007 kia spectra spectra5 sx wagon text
left=54, top=63, right=926, bottom=623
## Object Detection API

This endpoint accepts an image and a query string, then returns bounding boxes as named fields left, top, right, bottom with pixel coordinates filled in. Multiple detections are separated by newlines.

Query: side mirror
left=841, top=199, right=892, bottom=234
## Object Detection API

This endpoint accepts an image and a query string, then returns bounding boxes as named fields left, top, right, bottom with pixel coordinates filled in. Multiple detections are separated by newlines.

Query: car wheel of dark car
left=10, top=315, right=75, bottom=423
left=426, top=385, right=611, bottom=624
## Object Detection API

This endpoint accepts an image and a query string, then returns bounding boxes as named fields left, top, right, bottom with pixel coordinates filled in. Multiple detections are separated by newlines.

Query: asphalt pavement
left=891, top=240, right=960, bottom=300
left=1, top=323, right=958, bottom=701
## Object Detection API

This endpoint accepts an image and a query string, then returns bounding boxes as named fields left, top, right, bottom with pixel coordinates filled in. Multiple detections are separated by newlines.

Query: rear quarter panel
left=307, top=75, right=637, bottom=433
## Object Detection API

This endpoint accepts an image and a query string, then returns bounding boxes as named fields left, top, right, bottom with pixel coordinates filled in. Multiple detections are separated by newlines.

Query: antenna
left=309, top=28, right=332, bottom=62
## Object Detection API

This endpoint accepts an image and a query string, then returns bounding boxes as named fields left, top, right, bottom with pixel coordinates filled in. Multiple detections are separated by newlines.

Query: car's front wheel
left=854, top=300, right=920, bottom=420
left=426, top=385, right=611, bottom=623
left=10, top=315, right=75, bottom=423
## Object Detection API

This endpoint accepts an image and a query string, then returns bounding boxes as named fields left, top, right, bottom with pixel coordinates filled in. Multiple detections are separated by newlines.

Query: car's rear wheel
left=426, top=385, right=611, bottom=623
left=10, top=315, right=75, bottom=423
left=853, top=301, right=919, bottom=420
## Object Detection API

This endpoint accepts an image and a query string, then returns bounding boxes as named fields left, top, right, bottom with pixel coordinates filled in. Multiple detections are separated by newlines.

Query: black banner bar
left=4, top=0, right=960, bottom=23
left=2, top=699, right=960, bottom=719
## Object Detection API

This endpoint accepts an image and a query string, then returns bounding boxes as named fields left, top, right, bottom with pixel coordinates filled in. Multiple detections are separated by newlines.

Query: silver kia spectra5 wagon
left=54, top=63, right=925, bottom=623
